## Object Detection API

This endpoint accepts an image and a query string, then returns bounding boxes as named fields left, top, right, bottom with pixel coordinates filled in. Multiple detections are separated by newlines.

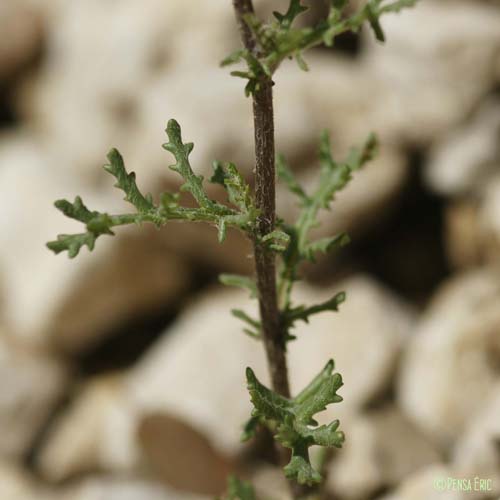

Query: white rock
left=364, top=0, right=500, bottom=144
left=0, top=336, right=66, bottom=458
left=287, top=277, right=415, bottom=421
left=0, top=461, right=41, bottom=500
left=452, top=383, right=500, bottom=489
left=444, top=175, right=500, bottom=269
left=60, top=476, right=208, bottom=500
left=398, top=267, right=500, bottom=448
left=36, top=276, right=414, bottom=481
left=130, top=277, right=413, bottom=452
left=48, top=230, right=190, bottom=355
left=21, top=0, right=238, bottom=182
left=252, top=467, right=290, bottom=500
left=444, top=200, right=484, bottom=270
left=327, top=406, right=441, bottom=499
left=480, top=175, right=500, bottom=263
left=0, top=0, right=44, bottom=81
left=425, top=99, right=500, bottom=196
left=379, top=464, right=471, bottom=500
left=0, top=132, right=190, bottom=351
left=36, top=374, right=128, bottom=481
left=125, top=287, right=266, bottom=459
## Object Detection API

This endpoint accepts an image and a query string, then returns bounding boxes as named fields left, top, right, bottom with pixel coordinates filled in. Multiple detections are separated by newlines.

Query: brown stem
left=253, top=80, right=291, bottom=398
left=231, top=0, right=290, bottom=399
left=231, top=3, right=313, bottom=498
left=232, top=0, right=256, bottom=53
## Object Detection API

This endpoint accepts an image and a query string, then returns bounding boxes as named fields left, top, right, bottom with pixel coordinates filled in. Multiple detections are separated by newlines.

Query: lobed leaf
left=219, top=273, right=258, bottom=298
left=48, top=120, right=259, bottom=257
left=231, top=309, right=261, bottom=339
left=245, top=360, right=344, bottom=486
left=273, top=0, right=308, bottom=29
left=104, top=149, right=154, bottom=212
left=283, top=291, right=346, bottom=330
left=224, top=0, right=418, bottom=94
left=246, top=367, right=293, bottom=422
left=222, top=475, right=256, bottom=500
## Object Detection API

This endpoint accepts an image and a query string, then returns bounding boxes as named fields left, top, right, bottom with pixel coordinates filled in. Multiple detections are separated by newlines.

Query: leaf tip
left=325, top=359, right=335, bottom=372
left=245, top=367, right=256, bottom=384
left=106, top=147, right=122, bottom=165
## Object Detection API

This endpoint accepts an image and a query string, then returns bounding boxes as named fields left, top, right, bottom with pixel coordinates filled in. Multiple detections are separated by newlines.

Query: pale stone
left=59, top=477, right=208, bottom=500
left=327, top=406, right=441, bottom=499
left=0, top=132, right=190, bottom=351
left=444, top=201, right=484, bottom=269
left=425, top=99, right=500, bottom=196
left=0, top=461, right=42, bottom=500
left=444, top=176, right=500, bottom=270
left=452, top=383, right=500, bottom=491
left=20, top=0, right=239, bottom=183
left=129, top=277, right=413, bottom=456
left=36, top=374, right=127, bottom=482
left=252, top=467, right=290, bottom=500
left=37, top=374, right=234, bottom=495
left=0, top=0, right=44, bottom=81
left=0, top=336, right=66, bottom=458
left=35, top=276, right=413, bottom=480
left=48, top=229, right=191, bottom=355
left=287, top=277, right=415, bottom=422
left=364, top=0, right=500, bottom=144
left=379, top=464, right=472, bottom=500
left=398, top=268, right=500, bottom=448
left=480, top=176, right=500, bottom=263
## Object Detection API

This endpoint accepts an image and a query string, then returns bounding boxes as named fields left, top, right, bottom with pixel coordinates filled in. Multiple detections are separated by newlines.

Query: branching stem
left=232, top=2, right=313, bottom=498
left=232, top=0, right=290, bottom=399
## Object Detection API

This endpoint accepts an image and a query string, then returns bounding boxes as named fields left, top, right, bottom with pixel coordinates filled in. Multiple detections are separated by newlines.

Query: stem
left=252, top=80, right=291, bottom=398
left=231, top=4, right=316, bottom=498
left=232, top=0, right=290, bottom=399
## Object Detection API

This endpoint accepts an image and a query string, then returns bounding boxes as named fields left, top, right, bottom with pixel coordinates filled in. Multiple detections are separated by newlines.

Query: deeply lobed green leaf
left=48, top=120, right=259, bottom=257
left=221, top=475, right=256, bottom=500
left=245, top=360, right=344, bottom=486
left=223, top=0, right=419, bottom=95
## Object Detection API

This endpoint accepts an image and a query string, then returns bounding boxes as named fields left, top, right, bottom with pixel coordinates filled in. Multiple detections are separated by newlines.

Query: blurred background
left=1, top=0, right=500, bottom=498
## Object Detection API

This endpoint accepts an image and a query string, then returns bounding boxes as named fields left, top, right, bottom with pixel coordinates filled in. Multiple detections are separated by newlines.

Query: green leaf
left=261, top=229, right=291, bottom=252
left=231, top=309, right=261, bottom=339
left=295, top=52, right=309, bottom=72
left=224, top=0, right=418, bottom=85
left=104, top=149, right=154, bottom=212
left=53, top=196, right=97, bottom=224
left=46, top=197, right=116, bottom=258
left=222, top=475, right=256, bottom=500
left=284, top=455, right=322, bottom=485
left=277, top=154, right=309, bottom=203
left=245, top=360, right=344, bottom=486
left=246, top=367, right=293, bottom=422
left=219, top=273, right=258, bottom=298
left=366, top=3, right=386, bottom=42
left=47, top=232, right=98, bottom=258
left=273, top=0, right=308, bottom=29
left=241, top=415, right=261, bottom=442
left=48, top=120, right=259, bottom=257
left=221, top=49, right=247, bottom=67
left=210, top=161, right=256, bottom=214
left=377, top=0, right=419, bottom=15
left=303, top=233, right=351, bottom=261
left=275, top=132, right=376, bottom=345
left=295, top=131, right=377, bottom=257
left=163, top=120, right=214, bottom=210
left=345, top=133, right=378, bottom=171
left=283, top=291, right=346, bottom=329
